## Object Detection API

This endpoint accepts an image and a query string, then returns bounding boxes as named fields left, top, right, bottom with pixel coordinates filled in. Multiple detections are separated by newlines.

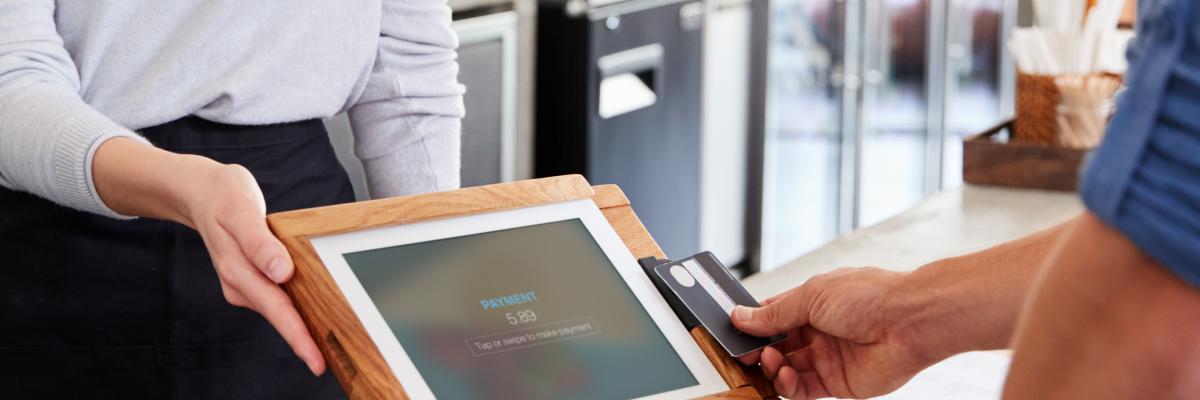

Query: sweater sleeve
left=0, top=0, right=148, bottom=218
left=347, top=0, right=466, bottom=199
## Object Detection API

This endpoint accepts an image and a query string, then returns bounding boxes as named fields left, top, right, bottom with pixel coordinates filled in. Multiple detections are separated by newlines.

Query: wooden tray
left=963, top=120, right=1088, bottom=192
left=266, top=175, right=776, bottom=399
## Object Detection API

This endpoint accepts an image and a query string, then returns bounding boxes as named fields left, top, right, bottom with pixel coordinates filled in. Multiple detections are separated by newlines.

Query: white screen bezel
left=309, top=199, right=728, bottom=399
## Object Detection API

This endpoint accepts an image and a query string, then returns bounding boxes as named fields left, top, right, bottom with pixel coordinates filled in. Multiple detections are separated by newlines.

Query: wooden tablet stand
left=267, top=175, right=777, bottom=399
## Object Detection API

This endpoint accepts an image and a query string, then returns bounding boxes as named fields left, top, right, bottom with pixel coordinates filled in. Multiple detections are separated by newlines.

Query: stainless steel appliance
left=456, top=10, right=520, bottom=186
left=701, top=0, right=755, bottom=269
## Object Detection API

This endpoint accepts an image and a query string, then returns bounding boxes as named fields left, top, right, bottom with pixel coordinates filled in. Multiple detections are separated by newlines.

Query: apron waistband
left=137, top=116, right=330, bottom=151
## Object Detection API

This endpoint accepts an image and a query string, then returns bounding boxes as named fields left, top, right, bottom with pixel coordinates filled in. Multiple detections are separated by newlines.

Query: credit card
left=653, top=252, right=786, bottom=356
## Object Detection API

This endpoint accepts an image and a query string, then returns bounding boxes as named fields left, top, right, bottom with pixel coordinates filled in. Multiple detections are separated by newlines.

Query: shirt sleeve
left=348, top=0, right=466, bottom=199
left=0, top=0, right=148, bottom=219
left=1080, top=0, right=1200, bottom=287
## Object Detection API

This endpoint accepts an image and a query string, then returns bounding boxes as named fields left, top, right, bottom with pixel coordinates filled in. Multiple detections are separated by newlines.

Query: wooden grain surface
left=702, top=387, right=767, bottom=399
left=280, top=236, right=406, bottom=399
left=270, top=178, right=776, bottom=399
left=269, top=175, right=596, bottom=238
left=963, top=121, right=1085, bottom=192
left=593, top=185, right=776, bottom=398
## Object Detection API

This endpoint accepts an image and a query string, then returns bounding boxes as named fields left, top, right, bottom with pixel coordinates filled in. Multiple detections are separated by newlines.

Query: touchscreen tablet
left=309, top=199, right=727, bottom=399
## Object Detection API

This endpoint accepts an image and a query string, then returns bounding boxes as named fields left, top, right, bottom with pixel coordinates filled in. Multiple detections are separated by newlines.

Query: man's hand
left=729, top=218, right=1079, bottom=399
left=731, top=268, right=937, bottom=399
left=93, top=138, right=325, bottom=375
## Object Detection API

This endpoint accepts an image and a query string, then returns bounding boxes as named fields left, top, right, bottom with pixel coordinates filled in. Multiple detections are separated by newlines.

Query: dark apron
left=0, top=117, right=352, bottom=399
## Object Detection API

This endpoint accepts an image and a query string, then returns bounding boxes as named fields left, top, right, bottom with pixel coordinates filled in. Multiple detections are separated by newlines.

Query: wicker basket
left=1013, top=72, right=1122, bottom=148
left=1013, top=73, right=1062, bottom=145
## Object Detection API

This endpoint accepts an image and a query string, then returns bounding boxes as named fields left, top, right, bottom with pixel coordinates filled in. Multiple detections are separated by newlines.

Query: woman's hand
left=93, top=137, right=325, bottom=375
left=731, top=268, right=937, bottom=399
left=181, top=164, right=325, bottom=375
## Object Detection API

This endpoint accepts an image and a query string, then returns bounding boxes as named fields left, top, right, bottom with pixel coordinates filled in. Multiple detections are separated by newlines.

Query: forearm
left=350, top=0, right=464, bottom=198
left=357, top=115, right=462, bottom=198
left=92, top=137, right=224, bottom=227
left=891, top=215, right=1081, bottom=361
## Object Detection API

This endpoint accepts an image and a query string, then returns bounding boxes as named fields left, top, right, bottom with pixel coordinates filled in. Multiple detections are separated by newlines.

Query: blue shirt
left=1081, top=0, right=1200, bottom=287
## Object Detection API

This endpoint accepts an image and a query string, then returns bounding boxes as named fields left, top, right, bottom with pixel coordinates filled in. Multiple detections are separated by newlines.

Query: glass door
left=752, top=0, right=1015, bottom=272
left=856, top=0, right=932, bottom=227
left=941, top=0, right=1012, bottom=186
left=760, top=0, right=848, bottom=270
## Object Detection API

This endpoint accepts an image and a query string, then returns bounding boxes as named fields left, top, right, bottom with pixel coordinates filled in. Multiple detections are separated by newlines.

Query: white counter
left=741, top=185, right=1083, bottom=399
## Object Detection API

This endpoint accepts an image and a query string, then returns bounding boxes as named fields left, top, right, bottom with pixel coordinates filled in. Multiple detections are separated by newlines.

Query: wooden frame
left=266, top=175, right=776, bottom=399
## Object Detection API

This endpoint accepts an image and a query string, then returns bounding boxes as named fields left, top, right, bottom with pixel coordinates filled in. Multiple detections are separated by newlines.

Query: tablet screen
left=341, top=219, right=698, bottom=399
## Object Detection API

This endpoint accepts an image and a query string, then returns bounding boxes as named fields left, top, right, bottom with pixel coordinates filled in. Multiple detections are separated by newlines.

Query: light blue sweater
left=0, top=1, right=465, bottom=218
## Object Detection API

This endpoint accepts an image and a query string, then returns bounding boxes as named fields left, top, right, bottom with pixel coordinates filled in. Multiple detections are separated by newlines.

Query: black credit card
left=653, top=252, right=786, bottom=356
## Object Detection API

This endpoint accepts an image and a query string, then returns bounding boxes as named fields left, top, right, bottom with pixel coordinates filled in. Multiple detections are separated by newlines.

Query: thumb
left=241, top=225, right=294, bottom=284
left=213, top=165, right=295, bottom=284
left=224, top=203, right=293, bottom=284
left=731, top=290, right=812, bottom=337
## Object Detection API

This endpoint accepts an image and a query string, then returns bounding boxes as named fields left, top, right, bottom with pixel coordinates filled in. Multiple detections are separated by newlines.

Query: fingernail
left=266, top=258, right=288, bottom=282
left=298, top=350, right=321, bottom=376
left=774, top=375, right=789, bottom=397
left=307, top=359, right=321, bottom=376
left=733, top=305, right=754, bottom=322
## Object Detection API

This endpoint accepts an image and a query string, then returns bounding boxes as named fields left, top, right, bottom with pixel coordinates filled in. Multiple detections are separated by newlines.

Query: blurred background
left=325, top=0, right=1126, bottom=277
left=324, top=1, right=1136, bottom=395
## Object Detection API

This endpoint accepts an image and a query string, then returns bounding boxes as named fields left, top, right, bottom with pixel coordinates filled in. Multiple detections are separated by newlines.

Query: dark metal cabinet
left=536, top=0, right=705, bottom=258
